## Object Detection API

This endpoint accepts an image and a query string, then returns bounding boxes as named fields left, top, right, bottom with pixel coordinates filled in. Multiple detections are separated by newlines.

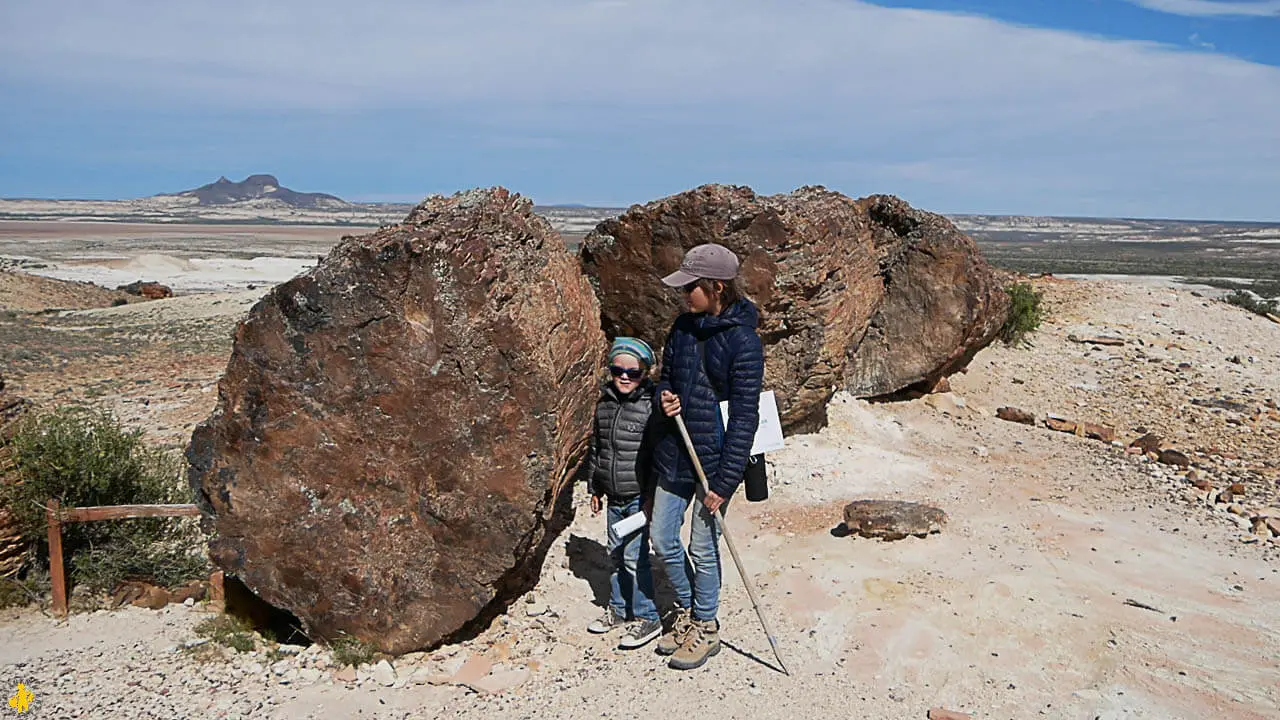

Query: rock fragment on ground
left=1158, top=449, right=1192, bottom=467
left=1043, top=416, right=1116, bottom=442
left=996, top=406, right=1035, bottom=425
left=117, top=280, right=174, bottom=300
left=841, top=500, right=948, bottom=540
left=1068, top=333, right=1125, bottom=346
left=1130, top=432, right=1162, bottom=454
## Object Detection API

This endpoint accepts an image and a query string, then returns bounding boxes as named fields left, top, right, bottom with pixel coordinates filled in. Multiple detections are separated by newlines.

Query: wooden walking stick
left=674, top=414, right=790, bottom=675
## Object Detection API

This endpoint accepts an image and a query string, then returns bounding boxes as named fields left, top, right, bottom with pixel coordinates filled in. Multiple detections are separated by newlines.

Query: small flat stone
left=1130, top=432, right=1162, bottom=454
left=370, top=659, right=397, bottom=687
left=1068, top=334, right=1125, bottom=346
left=996, top=407, right=1035, bottom=425
left=841, top=500, right=947, bottom=541
left=410, top=666, right=448, bottom=685
left=467, top=668, right=531, bottom=695
left=449, top=654, right=494, bottom=686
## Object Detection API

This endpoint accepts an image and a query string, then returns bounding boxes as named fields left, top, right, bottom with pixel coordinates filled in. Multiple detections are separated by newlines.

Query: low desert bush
left=1224, top=290, right=1278, bottom=317
left=330, top=635, right=377, bottom=667
left=194, top=614, right=257, bottom=653
left=1000, top=282, right=1046, bottom=347
left=0, top=406, right=207, bottom=593
left=0, top=576, right=41, bottom=610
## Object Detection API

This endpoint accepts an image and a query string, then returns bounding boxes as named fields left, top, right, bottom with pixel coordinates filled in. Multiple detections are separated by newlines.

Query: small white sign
left=719, top=390, right=785, bottom=455
left=611, top=511, right=647, bottom=538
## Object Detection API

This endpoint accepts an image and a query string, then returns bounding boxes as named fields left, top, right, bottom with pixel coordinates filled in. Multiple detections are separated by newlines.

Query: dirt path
left=2, top=278, right=1278, bottom=719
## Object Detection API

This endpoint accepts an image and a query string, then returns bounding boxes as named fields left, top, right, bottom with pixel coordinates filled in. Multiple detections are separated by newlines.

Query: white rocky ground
left=0, top=222, right=338, bottom=294
left=3, top=277, right=1279, bottom=720
left=0, top=197, right=405, bottom=226
left=0, top=199, right=618, bottom=232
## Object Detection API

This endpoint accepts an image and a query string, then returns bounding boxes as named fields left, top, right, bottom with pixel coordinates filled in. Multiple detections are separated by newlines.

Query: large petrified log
left=579, top=185, right=1008, bottom=433
left=0, top=372, right=32, bottom=579
left=187, top=188, right=603, bottom=653
left=843, top=196, right=1009, bottom=398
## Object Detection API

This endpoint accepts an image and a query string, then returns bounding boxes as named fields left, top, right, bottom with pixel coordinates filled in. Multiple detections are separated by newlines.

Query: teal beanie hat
left=608, top=337, right=655, bottom=367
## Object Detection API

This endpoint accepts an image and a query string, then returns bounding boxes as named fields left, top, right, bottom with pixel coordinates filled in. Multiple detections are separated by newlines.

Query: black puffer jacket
left=587, top=379, right=660, bottom=502
left=652, top=299, right=764, bottom=498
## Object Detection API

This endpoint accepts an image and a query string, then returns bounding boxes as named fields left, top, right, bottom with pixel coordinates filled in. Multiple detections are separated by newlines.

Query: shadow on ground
left=567, top=523, right=684, bottom=617
left=566, top=534, right=611, bottom=608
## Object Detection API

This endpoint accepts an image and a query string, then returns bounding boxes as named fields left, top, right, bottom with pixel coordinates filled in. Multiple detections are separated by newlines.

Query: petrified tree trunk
left=187, top=188, right=603, bottom=653
left=844, top=196, right=1009, bottom=397
left=0, top=372, right=31, bottom=579
left=579, top=185, right=1008, bottom=433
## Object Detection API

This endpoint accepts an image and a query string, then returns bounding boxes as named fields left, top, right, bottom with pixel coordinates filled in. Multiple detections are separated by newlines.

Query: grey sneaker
left=618, top=617, right=662, bottom=649
left=587, top=607, right=627, bottom=634
left=655, top=608, right=693, bottom=656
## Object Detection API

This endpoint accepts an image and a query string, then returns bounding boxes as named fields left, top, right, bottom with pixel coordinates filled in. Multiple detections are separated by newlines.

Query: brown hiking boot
left=668, top=618, right=720, bottom=670
left=655, top=608, right=693, bottom=656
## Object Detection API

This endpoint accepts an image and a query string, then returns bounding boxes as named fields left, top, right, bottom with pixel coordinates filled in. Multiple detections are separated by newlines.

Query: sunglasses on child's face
left=609, top=365, right=645, bottom=380
left=681, top=281, right=700, bottom=294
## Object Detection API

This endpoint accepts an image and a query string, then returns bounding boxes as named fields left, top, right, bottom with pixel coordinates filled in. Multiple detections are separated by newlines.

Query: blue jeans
left=607, top=496, right=659, bottom=622
left=649, top=480, right=724, bottom=622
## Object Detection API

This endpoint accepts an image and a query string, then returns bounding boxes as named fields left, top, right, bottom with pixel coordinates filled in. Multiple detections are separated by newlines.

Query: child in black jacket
left=585, top=336, right=663, bottom=649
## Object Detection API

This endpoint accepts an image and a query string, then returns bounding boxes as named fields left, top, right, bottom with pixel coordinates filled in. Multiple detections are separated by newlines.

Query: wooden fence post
left=46, top=499, right=67, bottom=618
left=43, top=501, right=203, bottom=618
left=209, top=570, right=225, bottom=612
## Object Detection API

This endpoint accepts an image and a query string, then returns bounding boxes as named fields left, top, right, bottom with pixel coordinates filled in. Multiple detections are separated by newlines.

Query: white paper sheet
left=719, top=390, right=785, bottom=455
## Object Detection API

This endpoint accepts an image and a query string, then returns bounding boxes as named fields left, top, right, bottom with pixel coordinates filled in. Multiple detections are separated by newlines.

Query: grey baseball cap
left=661, top=243, right=741, bottom=287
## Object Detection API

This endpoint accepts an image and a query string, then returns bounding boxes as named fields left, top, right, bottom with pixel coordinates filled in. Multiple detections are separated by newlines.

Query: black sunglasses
left=609, top=365, right=646, bottom=380
left=681, top=281, right=701, bottom=294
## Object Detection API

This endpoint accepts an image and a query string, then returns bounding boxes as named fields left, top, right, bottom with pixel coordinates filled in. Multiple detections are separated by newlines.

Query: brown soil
left=0, top=270, right=136, bottom=312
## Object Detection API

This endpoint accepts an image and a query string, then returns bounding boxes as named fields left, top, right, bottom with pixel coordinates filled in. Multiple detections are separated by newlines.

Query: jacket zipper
left=608, top=400, right=623, bottom=498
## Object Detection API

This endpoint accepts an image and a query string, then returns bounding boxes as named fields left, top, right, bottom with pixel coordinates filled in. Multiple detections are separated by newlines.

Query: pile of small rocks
left=982, top=280, right=1280, bottom=554
left=1113, top=433, right=1280, bottom=548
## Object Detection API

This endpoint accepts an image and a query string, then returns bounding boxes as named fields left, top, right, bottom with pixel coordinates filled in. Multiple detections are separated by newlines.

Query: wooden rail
left=46, top=500, right=219, bottom=618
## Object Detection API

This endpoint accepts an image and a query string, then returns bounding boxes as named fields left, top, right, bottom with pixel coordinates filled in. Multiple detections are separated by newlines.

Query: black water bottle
left=744, top=454, right=768, bottom=502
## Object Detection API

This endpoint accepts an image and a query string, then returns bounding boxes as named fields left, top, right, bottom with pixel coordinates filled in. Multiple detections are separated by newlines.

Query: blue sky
left=1, top=0, right=1278, bottom=219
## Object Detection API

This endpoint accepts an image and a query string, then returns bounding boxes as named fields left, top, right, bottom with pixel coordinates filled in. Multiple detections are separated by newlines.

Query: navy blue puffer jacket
left=652, top=299, right=764, bottom=498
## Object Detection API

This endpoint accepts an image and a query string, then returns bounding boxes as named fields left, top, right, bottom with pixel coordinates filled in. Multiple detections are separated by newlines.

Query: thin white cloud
left=1125, top=0, right=1280, bottom=16
left=0, top=0, right=1277, bottom=217
left=1189, top=33, right=1217, bottom=50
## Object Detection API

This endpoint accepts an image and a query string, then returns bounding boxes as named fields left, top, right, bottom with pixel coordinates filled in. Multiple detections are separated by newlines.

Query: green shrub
left=1000, top=282, right=1046, bottom=347
left=72, top=532, right=209, bottom=591
left=330, top=635, right=376, bottom=667
left=0, top=406, right=207, bottom=593
left=1224, top=290, right=1278, bottom=317
left=195, top=614, right=257, bottom=653
left=0, top=576, right=41, bottom=609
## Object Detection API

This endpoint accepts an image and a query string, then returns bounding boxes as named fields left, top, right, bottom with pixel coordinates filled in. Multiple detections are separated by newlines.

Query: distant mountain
left=161, top=175, right=348, bottom=209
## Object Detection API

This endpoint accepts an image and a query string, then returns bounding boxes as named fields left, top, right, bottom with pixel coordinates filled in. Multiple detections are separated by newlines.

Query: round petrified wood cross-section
left=841, top=500, right=948, bottom=540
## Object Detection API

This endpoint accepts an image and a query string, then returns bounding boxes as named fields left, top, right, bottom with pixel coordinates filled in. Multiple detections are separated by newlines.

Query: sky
left=0, top=0, right=1278, bottom=219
